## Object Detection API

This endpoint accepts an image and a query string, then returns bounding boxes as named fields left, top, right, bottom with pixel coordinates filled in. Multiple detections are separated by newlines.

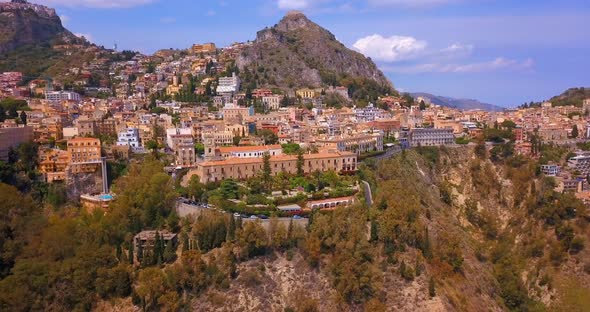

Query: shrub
left=240, top=269, right=262, bottom=288
left=569, top=237, right=585, bottom=254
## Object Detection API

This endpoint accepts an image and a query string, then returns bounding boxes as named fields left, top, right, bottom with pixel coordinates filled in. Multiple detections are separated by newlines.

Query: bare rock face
left=0, top=0, right=74, bottom=54
left=66, top=172, right=103, bottom=201
left=236, top=11, right=393, bottom=91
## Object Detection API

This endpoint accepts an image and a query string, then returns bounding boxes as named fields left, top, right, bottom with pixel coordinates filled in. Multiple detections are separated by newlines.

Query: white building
left=116, top=128, right=143, bottom=152
left=216, top=72, right=240, bottom=95
left=541, top=164, right=560, bottom=177
left=353, top=103, right=385, bottom=122
left=45, top=91, right=81, bottom=102
left=409, top=128, right=455, bottom=147
left=166, top=128, right=192, bottom=149
left=262, top=95, right=282, bottom=110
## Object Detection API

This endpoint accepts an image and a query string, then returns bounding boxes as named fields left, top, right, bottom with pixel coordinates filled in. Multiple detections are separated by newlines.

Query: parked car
left=258, top=215, right=269, bottom=220
left=250, top=215, right=258, bottom=219
left=293, top=215, right=302, bottom=219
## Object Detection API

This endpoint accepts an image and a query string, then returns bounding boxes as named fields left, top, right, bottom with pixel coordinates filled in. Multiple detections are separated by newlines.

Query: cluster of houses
left=2, top=38, right=590, bottom=214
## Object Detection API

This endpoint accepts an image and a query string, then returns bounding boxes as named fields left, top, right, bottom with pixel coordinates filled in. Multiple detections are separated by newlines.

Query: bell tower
left=203, top=133, right=217, bottom=161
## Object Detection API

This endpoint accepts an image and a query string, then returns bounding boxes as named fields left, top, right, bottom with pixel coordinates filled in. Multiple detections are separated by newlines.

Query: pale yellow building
left=189, top=151, right=357, bottom=184
left=192, top=43, right=216, bottom=55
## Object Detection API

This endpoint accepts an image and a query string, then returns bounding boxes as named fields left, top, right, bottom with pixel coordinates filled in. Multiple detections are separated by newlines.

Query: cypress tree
left=128, top=243, right=134, bottom=265
left=370, top=219, right=379, bottom=242
left=287, top=219, right=294, bottom=248
left=429, top=277, right=436, bottom=297
left=163, top=241, right=176, bottom=263
left=116, top=244, right=122, bottom=261
left=236, top=216, right=243, bottom=230
left=181, top=232, right=189, bottom=253
left=227, top=215, right=236, bottom=241
left=137, top=243, right=143, bottom=264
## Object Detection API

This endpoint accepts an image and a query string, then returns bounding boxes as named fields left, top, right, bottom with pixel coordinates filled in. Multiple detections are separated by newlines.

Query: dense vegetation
left=1, top=137, right=589, bottom=310
left=520, top=87, right=590, bottom=108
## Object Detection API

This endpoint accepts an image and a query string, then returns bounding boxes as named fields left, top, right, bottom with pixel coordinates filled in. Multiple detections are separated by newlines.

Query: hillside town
left=2, top=39, right=590, bottom=215
left=2, top=0, right=590, bottom=311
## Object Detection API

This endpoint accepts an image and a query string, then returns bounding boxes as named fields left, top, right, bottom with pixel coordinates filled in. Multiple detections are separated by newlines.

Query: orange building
left=192, top=43, right=216, bottom=55
left=67, top=137, right=102, bottom=173
left=39, top=148, right=69, bottom=183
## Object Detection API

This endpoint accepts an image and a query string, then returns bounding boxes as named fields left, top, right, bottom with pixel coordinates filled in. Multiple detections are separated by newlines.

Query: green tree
left=163, top=241, right=177, bottom=263
left=296, top=149, right=305, bottom=177
left=227, top=215, right=236, bottom=241
left=259, top=129, right=278, bottom=145
left=219, top=179, right=239, bottom=199
left=237, top=221, right=268, bottom=259
left=145, top=139, right=160, bottom=156
left=19, top=111, right=27, bottom=125
left=262, top=152, right=272, bottom=192
left=128, top=243, right=134, bottom=265
left=572, top=124, right=579, bottom=138
left=233, top=135, right=241, bottom=146
left=135, top=267, right=166, bottom=311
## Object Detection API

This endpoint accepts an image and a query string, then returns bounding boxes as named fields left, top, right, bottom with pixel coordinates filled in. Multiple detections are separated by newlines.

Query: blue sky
left=30, top=0, right=590, bottom=107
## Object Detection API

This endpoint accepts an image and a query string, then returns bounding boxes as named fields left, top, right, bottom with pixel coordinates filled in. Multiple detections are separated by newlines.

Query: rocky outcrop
left=236, top=11, right=393, bottom=91
left=0, top=0, right=75, bottom=54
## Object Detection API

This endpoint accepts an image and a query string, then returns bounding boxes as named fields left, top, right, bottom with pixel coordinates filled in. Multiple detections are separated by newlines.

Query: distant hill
left=410, top=92, right=505, bottom=112
left=235, top=11, right=395, bottom=101
left=547, top=87, right=589, bottom=107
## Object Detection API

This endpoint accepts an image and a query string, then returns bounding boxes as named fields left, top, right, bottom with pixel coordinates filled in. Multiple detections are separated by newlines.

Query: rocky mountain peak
left=239, top=12, right=393, bottom=92
left=276, top=10, right=312, bottom=32
left=0, top=0, right=73, bottom=54
left=0, top=0, right=58, bottom=19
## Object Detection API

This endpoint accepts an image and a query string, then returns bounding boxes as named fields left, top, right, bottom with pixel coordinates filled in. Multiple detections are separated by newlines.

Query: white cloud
left=59, top=14, right=69, bottom=25
left=451, top=57, right=534, bottom=73
left=206, top=10, right=217, bottom=16
left=277, top=0, right=310, bottom=10
left=438, top=43, right=474, bottom=59
left=32, top=0, right=157, bottom=9
left=353, top=34, right=427, bottom=62
left=386, top=57, right=535, bottom=74
left=74, top=33, right=93, bottom=42
left=441, top=43, right=473, bottom=54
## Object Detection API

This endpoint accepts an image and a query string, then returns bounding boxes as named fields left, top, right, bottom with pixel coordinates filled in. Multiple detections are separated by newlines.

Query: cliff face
left=236, top=11, right=393, bottom=91
left=0, top=0, right=74, bottom=54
